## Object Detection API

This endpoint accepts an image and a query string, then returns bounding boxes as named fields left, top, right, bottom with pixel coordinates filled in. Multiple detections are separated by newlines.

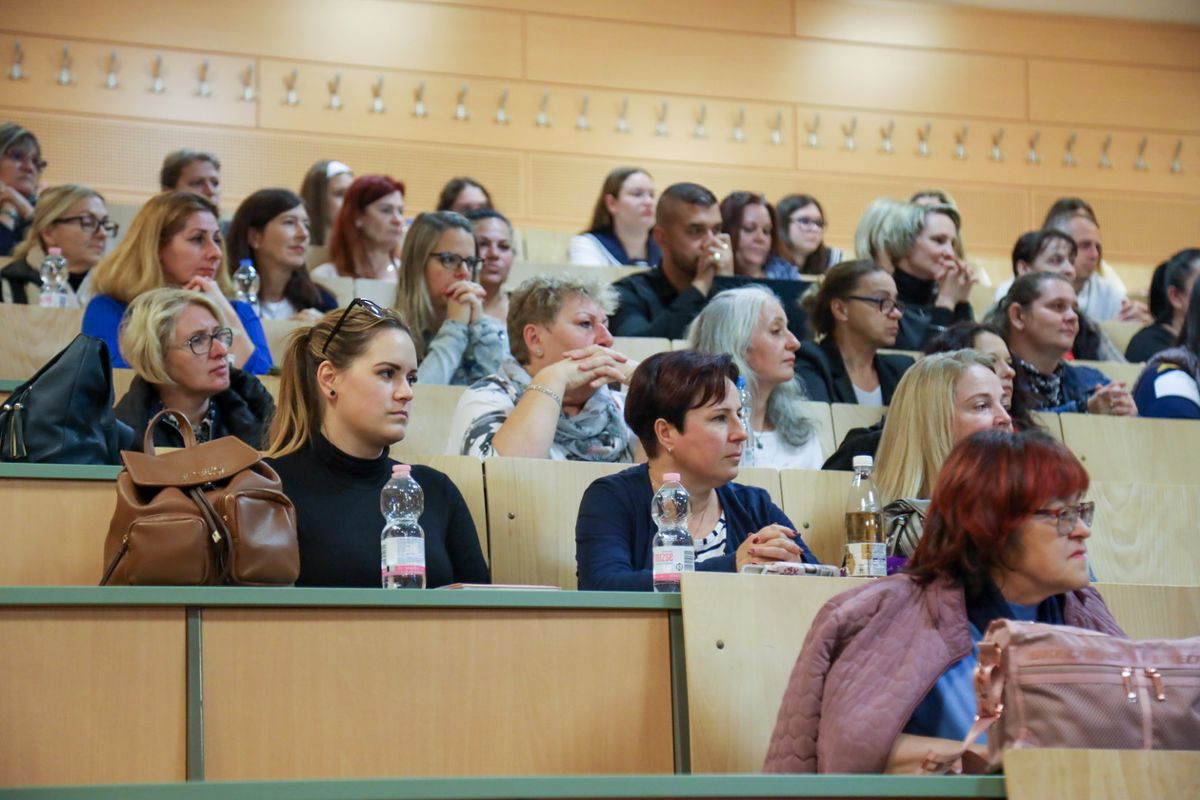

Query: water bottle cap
left=392, top=464, right=411, bottom=478
left=852, top=455, right=874, bottom=469
left=735, top=376, right=746, bottom=390
left=662, top=472, right=681, bottom=482
left=47, top=247, right=63, bottom=256
left=239, top=258, right=254, bottom=267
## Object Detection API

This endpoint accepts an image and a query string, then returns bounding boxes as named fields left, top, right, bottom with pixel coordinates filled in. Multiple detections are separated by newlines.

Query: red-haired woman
left=312, top=174, right=406, bottom=283
left=763, top=429, right=1124, bottom=774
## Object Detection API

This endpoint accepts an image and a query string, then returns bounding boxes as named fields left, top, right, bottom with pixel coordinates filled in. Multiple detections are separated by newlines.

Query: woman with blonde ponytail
left=266, top=299, right=490, bottom=587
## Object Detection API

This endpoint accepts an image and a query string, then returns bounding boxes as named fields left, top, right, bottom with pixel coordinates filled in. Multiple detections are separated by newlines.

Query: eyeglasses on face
left=322, top=297, right=387, bottom=356
left=429, top=252, right=483, bottom=272
left=4, top=149, right=47, bottom=172
left=1033, top=501, right=1095, bottom=536
left=177, top=327, right=234, bottom=356
left=53, top=214, right=119, bottom=237
left=790, top=216, right=825, bottom=230
left=847, top=295, right=906, bottom=315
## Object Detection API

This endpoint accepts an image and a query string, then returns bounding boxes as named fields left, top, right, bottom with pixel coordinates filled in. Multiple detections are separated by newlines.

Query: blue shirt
left=1132, top=362, right=1200, bottom=420
left=82, top=294, right=273, bottom=375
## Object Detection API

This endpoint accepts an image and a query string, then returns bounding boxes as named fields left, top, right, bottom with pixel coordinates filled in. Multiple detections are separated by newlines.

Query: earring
left=330, top=389, right=337, bottom=398
left=667, top=446, right=674, bottom=455
left=534, top=348, right=544, bottom=358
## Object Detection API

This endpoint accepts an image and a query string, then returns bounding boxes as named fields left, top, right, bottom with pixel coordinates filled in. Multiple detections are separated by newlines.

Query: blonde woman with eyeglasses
left=115, top=288, right=275, bottom=451
left=3, top=183, right=114, bottom=305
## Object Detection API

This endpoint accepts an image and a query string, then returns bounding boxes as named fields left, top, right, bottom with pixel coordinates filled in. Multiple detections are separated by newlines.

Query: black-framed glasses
left=3, top=149, right=47, bottom=172
left=790, top=216, right=826, bottom=230
left=1033, top=501, right=1095, bottom=536
left=429, top=252, right=483, bottom=272
left=847, top=295, right=905, bottom=315
left=176, top=327, right=233, bottom=356
left=52, top=214, right=119, bottom=237
left=322, top=297, right=386, bottom=356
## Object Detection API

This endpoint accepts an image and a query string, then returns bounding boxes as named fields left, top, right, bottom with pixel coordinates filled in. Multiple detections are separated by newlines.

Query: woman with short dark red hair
left=574, top=351, right=818, bottom=591
left=764, top=429, right=1124, bottom=775
left=312, top=174, right=406, bottom=283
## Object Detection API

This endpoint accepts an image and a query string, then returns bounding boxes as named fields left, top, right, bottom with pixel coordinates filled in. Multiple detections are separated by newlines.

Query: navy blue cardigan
left=575, top=463, right=817, bottom=591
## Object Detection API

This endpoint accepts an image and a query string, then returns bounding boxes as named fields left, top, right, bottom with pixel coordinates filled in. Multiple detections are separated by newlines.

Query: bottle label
left=382, top=537, right=425, bottom=577
left=39, top=292, right=54, bottom=308
left=652, top=546, right=694, bottom=583
left=844, top=542, right=887, bottom=578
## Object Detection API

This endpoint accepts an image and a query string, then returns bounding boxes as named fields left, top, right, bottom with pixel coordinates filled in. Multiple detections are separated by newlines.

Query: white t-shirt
left=1076, top=272, right=1126, bottom=322
left=852, top=384, right=884, bottom=406
left=311, top=262, right=399, bottom=284
left=749, top=429, right=824, bottom=469
left=259, top=297, right=297, bottom=320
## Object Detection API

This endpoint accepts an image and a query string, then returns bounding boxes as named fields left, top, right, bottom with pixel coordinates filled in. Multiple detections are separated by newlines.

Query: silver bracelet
left=525, top=383, right=562, bottom=407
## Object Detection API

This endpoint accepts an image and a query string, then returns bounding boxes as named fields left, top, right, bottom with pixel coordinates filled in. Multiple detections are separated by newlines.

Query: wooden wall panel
left=1031, top=189, right=1200, bottom=265
left=1029, top=60, right=1200, bottom=134
left=524, top=16, right=1028, bottom=118
left=430, top=0, right=794, bottom=35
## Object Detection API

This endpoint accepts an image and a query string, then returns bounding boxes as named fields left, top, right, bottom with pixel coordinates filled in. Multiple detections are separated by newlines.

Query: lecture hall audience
left=312, top=174, right=406, bottom=283
left=569, top=167, right=660, bottom=267
left=1127, top=248, right=1200, bottom=363
left=160, top=149, right=222, bottom=212
left=436, top=176, right=494, bottom=215
left=719, top=191, right=799, bottom=279
left=775, top=193, right=842, bottom=276
left=0, top=122, right=43, bottom=257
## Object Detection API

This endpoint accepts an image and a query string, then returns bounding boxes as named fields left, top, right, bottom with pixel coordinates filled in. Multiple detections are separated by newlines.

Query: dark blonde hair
left=265, top=303, right=413, bottom=457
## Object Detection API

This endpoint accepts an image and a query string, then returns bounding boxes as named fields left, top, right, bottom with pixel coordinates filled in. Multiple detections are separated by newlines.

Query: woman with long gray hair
left=687, top=285, right=823, bottom=468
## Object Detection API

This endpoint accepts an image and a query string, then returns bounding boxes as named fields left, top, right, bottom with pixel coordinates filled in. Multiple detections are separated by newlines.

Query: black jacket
left=114, top=367, right=275, bottom=450
left=893, top=268, right=973, bottom=351
left=795, top=336, right=913, bottom=405
left=1, top=256, right=38, bottom=304
left=610, top=268, right=708, bottom=339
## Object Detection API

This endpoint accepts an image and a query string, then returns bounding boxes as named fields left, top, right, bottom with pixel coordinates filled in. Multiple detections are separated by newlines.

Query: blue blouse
left=82, top=294, right=273, bottom=375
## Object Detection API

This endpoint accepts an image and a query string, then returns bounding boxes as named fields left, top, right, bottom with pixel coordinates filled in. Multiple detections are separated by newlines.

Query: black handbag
left=0, top=333, right=134, bottom=464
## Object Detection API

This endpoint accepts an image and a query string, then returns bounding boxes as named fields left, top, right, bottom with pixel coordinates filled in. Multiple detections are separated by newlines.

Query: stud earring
left=330, top=390, right=337, bottom=398
left=667, top=446, right=674, bottom=455
left=535, top=348, right=544, bottom=358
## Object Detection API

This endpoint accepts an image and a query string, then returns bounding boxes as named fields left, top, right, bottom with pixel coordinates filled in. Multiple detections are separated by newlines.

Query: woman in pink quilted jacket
left=763, top=428, right=1124, bottom=774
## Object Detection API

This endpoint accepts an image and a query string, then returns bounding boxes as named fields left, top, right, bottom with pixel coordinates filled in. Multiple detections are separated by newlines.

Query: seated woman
left=225, top=189, right=337, bottom=321
left=115, top=288, right=274, bottom=449
left=1133, top=278, right=1200, bottom=419
left=852, top=197, right=902, bottom=268
left=575, top=351, right=818, bottom=591
left=82, top=192, right=272, bottom=374
left=464, top=209, right=514, bottom=322
left=910, top=188, right=990, bottom=289
left=795, top=260, right=913, bottom=406
left=2, top=183, right=114, bottom=305
left=1127, top=249, right=1200, bottom=363
left=569, top=167, right=660, bottom=267
left=0, top=122, right=43, bottom=257
left=876, top=202, right=975, bottom=350
left=720, top=191, right=799, bottom=280
left=265, top=300, right=491, bottom=588
left=298, top=159, right=353, bottom=268
left=688, top=286, right=823, bottom=468
left=311, top=174, right=405, bottom=283
left=764, top=429, right=1124, bottom=774
left=996, top=272, right=1136, bottom=415
left=872, top=350, right=1013, bottom=556
left=924, top=321, right=1030, bottom=430
left=393, top=211, right=506, bottom=385
left=775, top=193, right=842, bottom=276
left=436, top=177, right=493, bottom=214
left=447, top=274, right=636, bottom=461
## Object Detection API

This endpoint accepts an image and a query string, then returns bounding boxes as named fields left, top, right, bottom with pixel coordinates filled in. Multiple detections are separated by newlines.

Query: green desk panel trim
left=0, top=774, right=1007, bottom=799
left=0, top=586, right=681, bottom=611
left=0, top=462, right=122, bottom=480
left=0, top=379, right=20, bottom=391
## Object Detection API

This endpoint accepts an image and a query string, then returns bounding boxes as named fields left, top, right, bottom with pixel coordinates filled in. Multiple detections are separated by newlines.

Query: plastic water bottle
left=380, top=464, right=426, bottom=589
left=843, top=456, right=885, bottom=578
left=232, top=258, right=261, bottom=317
left=38, top=247, right=68, bottom=308
left=736, top=375, right=756, bottom=466
left=651, top=472, right=693, bottom=593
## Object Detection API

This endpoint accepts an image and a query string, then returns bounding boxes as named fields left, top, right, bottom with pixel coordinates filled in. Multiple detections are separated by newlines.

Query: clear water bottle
left=651, top=472, right=693, bottom=593
left=736, top=375, right=756, bottom=466
left=232, top=258, right=261, bottom=317
left=843, top=455, right=885, bottom=578
left=38, top=247, right=68, bottom=308
left=381, top=464, right=426, bottom=589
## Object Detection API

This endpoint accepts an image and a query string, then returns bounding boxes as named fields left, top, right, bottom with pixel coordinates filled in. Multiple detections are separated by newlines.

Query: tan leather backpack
left=100, top=409, right=299, bottom=586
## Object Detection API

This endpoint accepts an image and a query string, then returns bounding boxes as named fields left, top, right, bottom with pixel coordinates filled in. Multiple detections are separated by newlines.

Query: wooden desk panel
left=0, top=477, right=115, bottom=585
left=1005, top=749, right=1200, bottom=800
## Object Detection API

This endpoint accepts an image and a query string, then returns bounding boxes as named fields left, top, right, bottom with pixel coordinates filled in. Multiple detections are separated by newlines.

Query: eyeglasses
left=52, top=214, right=119, bottom=237
left=429, top=252, right=483, bottom=273
left=322, top=297, right=387, bottom=356
left=1033, top=501, right=1095, bottom=536
left=847, top=295, right=906, bottom=315
left=3, top=149, right=47, bottom=172
left=176, top=327, right=234, bottom=356
left=790, top=216, right=826, bottom=230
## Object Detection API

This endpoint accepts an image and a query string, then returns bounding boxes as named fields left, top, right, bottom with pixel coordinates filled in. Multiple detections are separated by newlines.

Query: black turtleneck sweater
left=267, top=431, right=490, bottom=588
left=892, top=268, right=973, bottom=351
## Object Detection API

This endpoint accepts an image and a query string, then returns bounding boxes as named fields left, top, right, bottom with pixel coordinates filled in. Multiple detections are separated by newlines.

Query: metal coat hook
left=654, top=101, right=669, bottom=137
left=283, top=68, right=299, bottom=106
left=239, top=65, right=255, bottom=102
left=953, top=125, right=969, bottom=160
left=413, top=81, right=428, bottom=118
left=150, top=56, right=165, bottom=95
left=8, top=40, right=25, bottom=81
left=1098, top=134, right=1113, bottom=170
left=732, top=107, right=746, bottom=143
left=57, top=46, right=73, bottom=86
left=841, top=117, right=857, bottom=151
left=104, top=50, right=119, bottom=90
left=535, top=91, right=551, bottom=128
left=370, top=76, right=385, bottom=114
left=1027, top=130, right=1041, bottom=165
left=1063, top=133, right=1077, bottom=167
left=1134, top=137, right=1149, bottom=172
left=990, top=128, right=1005, bottom=162
left=575, top=95, right=590, bottom=131
left=196, top=60, right=211, bottom=98
left=769, top=111, right=784, bottom=146
left=916, top=122, right=932, bottom=158
left=693, top=104, right=707, bottom=139
left=326, top=73, right=342, bottom=110
left=879, top=121, right=894, bottom=155
left=1171, top=140, right=1183, bottom=175
left=615, top=97, right=630, bottom=134
left=453, top=83, right=469, bottom=121
left=804, top=113, right=820, bottom=149
left=494, top=89, right=510, bottom=125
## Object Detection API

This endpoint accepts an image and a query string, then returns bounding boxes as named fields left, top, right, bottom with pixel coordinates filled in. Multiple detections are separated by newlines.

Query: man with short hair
left=1043, top=198, right=1147, bottom=323
left=609, top=182, right=733, bottom=338
left=160, top=149, right=221, bottom=209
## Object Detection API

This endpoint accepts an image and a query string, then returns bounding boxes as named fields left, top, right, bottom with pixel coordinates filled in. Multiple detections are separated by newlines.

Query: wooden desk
left=1004, top=749, right=1200, bottom=800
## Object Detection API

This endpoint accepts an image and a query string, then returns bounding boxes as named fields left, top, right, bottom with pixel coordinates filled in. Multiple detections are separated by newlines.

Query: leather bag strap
left=143, top=408, right=198, bottom=456
left=188, top=487, right=232, bottom=583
